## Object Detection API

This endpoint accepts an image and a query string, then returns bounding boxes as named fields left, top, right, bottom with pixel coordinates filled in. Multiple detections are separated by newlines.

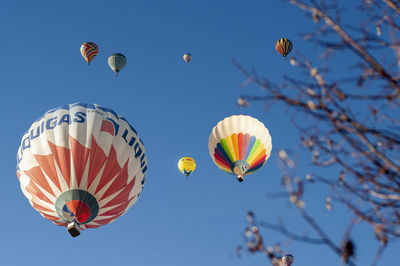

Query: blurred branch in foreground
left=235, top=0, right=399, bottom=265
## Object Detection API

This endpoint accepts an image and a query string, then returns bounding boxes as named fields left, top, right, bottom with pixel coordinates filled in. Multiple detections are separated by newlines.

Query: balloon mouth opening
left=64, top=200, right=91, bottom=223
left=232, top=160, right=250, bottom=176
left=55, top=189, right=99, bottom=225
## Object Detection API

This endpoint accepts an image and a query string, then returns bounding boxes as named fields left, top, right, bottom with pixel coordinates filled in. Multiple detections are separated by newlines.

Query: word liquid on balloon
left=208, top=115, right=272, bottom=182
left=178, top=157, right=196, bottom=180
left=80, top=42, right=99, bottom=65
left=108, top=53, right=127, bottom=76
left=16, top=103, right=147, bottom=237
left=275, top=38, right=293, bottom=58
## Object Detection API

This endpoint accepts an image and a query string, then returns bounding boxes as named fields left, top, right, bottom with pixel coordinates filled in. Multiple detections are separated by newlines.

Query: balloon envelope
left=208, top=115, right=272, bottom=182
left=183, top=53, right=192, bottom=63
left=108, top=53, right=127, bottom=75
left=16, top=103, right=147, bottom=232
left=275, top=38, right=293, bottom=58
left=80, top=42, right=99, bottom=64
left=178, top=157, right=196, bottom=178
left=282, top=254, right=294, bottom=265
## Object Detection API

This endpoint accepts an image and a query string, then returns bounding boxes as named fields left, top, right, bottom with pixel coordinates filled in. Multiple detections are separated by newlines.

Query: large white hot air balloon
left=16, top=103, right=147, bottom=237
left=108, top=53, right=127, bottom=76
left=208, top=115, right=272, bottom=182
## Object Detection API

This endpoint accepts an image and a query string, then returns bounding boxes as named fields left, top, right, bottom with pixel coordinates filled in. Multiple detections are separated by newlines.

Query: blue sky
left=0, top=1, right=398, bottom=265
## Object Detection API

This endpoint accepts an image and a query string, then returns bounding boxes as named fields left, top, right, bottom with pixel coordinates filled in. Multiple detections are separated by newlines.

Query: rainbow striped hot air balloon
left=80, top=42, right=99, bottom=64
left=208, top=115, right=272, bottom=182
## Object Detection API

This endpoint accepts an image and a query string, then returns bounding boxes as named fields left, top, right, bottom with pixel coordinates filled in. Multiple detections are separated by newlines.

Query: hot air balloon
left=183, top=53, right=192, bottom=63
left=208, top=115, right=272, bottom=182
left=275, top=38, right=293, bottom=58
left=282, top=254, right=294, bottom=266
left=80, top=42, right=99, bottom=65
left=108, top=53, right=127, bottom=76
left=178, top=157, right=196, bottom=180
left=16, top=103, right=147, bottom=237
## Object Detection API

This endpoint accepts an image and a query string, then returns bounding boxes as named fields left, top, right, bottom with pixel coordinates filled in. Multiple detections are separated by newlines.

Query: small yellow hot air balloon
left=178, top=157, right=196, bottom=180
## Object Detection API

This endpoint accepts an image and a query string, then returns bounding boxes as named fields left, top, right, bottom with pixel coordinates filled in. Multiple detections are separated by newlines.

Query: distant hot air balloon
left=80, top=42, right=99, bottom=65
left=16, top=103, right=147, bottom=237
left=108, top=53, right=127, bottom=76
left=178, top=157, right=196, bottom=180
left=282, top=254, right=294, bottom=266
left=183, top=53, right=192, bottom=63
left=275, top=38, right=293, bottom=58
left=208, top=115, right=272, bottom=182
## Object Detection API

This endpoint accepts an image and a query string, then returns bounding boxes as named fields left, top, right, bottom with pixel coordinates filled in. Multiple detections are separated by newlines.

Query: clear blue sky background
left=0, top=1, right=398, bottom=265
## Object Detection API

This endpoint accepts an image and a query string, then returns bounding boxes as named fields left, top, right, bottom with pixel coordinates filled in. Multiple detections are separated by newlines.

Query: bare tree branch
left=236, top=1, right=400, bottom=265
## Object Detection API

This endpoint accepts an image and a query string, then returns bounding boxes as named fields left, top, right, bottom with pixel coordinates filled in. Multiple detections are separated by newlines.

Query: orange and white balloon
left=16, top=103, right=147, bottom=235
